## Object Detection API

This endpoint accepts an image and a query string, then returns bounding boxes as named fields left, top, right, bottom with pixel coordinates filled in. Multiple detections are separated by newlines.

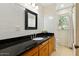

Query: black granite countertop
left=18, top=36, right=52, bottom=56
left=0, top=32, right=54, bottom=56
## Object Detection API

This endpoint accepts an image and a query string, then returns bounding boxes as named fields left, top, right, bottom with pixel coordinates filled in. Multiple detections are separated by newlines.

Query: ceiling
left=36, top=3, right=56, bottom=7
left=36, top=3, right=74, bottom=10
left=56, top=3, right=74, bottom=10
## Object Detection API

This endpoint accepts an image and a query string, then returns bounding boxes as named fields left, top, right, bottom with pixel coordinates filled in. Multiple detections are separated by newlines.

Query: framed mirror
left=25, top=9, right=37, bottom=30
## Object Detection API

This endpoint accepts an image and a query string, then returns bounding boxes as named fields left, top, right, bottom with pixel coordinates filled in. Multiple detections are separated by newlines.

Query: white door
left=57, top=8, right=74, bottom=48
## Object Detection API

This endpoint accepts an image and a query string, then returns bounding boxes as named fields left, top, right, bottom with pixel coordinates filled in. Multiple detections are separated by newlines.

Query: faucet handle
left=34, top=34, right=36, bottom=38
left=31, top=35, right=33, bottom=39
left=33, top=34, right=35, bottom=38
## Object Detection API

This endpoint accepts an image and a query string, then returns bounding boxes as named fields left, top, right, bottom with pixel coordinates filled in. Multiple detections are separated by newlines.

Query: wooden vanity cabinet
left=38, top=40, right=49, bottom=56
left=48, top=36, right=55, bottom=55
left=32, top=52, right=38, bottom=56
left=21, top=36, right=55, bottom=56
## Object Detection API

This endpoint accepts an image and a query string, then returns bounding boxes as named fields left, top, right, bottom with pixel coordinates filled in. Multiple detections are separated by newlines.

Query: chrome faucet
left=31, top=34, right=36, bottom=39
left=33, top=34, right=36, bottom=38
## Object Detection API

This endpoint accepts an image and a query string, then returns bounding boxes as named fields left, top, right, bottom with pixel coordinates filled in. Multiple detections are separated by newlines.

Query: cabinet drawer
left=39, top=40, right=48, bottom=49
left=22, top=47, right=38, bottom=56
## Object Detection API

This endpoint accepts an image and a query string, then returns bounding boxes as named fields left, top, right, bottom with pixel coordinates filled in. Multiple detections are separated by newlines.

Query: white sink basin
left=33, top=37, right=44, bottom=40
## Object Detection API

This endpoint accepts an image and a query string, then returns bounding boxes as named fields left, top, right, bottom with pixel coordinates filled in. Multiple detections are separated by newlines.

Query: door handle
left=75, top=45, right=79, bottom=49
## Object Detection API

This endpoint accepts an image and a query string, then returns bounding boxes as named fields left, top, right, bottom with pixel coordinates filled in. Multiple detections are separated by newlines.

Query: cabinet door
left=39, top=44, right=49, bottom=56
left=21, top=47, right=38, bottom=56
left=49, top=36, right=55, bottom=55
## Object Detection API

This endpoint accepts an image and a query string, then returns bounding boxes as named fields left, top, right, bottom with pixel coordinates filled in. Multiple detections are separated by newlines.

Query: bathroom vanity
left=21, top=33, right=55, bottom=56
left=0, top=33, right=55, bottom=56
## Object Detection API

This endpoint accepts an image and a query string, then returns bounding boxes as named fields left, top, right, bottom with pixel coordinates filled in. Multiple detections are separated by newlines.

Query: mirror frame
left=25, top=8, right=37, bottom=30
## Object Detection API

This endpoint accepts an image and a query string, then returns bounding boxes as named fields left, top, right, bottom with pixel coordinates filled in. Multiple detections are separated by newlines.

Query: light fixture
left=31, top=3, right=35, bottom=7
left=24, top=3, right=38, bottom=10
left=60, top=4, right=64, bottom=8
left=49, top=16, right=54, bottom=20
left=27, top=3, right=31, bottom=5
left=35, top=6, right=38, bottom=10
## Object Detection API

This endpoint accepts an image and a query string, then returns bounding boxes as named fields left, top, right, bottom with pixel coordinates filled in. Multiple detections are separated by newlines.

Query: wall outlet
left=16, top=26, right=20, bottom=31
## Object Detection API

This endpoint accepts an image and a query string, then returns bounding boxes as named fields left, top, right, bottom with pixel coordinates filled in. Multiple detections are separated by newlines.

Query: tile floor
left=51, top=45, right=74, bottom=56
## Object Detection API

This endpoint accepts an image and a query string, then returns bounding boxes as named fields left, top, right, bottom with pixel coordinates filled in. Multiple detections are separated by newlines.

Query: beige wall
left=42, top=4, right=58, bottom=40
